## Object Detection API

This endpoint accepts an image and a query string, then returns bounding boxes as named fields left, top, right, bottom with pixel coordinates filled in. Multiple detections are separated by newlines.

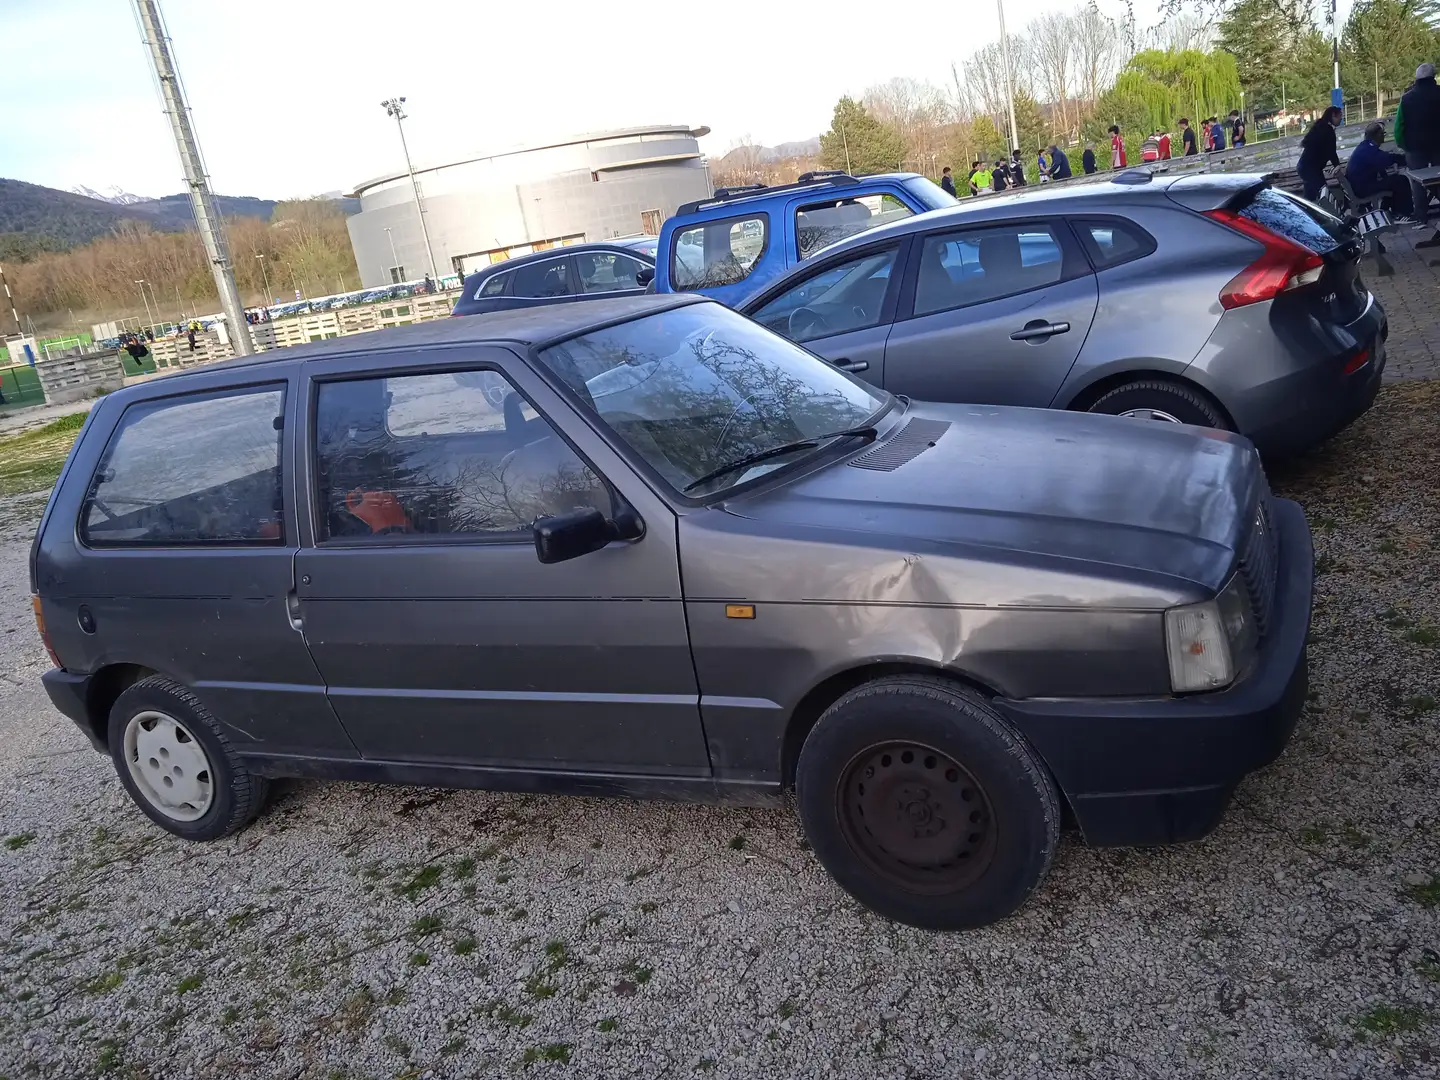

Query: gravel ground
left=2, top=381, right=1439, bottom=1080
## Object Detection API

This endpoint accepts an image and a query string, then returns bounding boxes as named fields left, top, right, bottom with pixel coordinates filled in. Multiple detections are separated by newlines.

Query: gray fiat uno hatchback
left=33, top=295, right=1313, bottom=929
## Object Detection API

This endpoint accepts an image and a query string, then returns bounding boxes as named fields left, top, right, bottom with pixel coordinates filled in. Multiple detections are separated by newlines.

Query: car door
left=744, top=240, right=908, bottom=388
left=790, top=189, right=919, bottom=263
left=882, top=219, right=1099, bottom=407
left=43, top=371, right=356, bottom=760
left=292, top=346, right=710, bottom=776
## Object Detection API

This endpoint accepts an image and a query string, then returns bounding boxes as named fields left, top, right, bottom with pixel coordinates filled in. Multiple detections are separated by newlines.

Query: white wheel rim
left=123, top=711, right=214, bottom=821
left=1118, top=407, right=1184, bottom=423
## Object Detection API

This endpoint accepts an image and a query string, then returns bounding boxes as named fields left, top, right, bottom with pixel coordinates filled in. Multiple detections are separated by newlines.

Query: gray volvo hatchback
left=33, top=295, right=1312, bottom=930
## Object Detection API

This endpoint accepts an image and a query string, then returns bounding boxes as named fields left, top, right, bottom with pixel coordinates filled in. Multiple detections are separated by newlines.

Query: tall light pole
left=996, top=0, right=1021, bottom=154
left=381, top=97, right=438, bottom=281
left=384, top=226, right=401, bottom=280
left=132, top=0, right=252, bottom=355
left=0, top=264, right=22, bottom=336
left=134, top=279, right=157, bottom=333
left=255, top=254, right=273, bottom=305
left=1330, top=0, right=1342, bottom=108
left=143, top=280, right=162, bottom=329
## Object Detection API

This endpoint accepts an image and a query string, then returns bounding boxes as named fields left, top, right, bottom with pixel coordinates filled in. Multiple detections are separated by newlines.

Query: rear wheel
left=795, top=676, right=1060, bottom=930
left=107, top=676, right=268, bottom=841
left=1087, top=379, right=1229, bottom=429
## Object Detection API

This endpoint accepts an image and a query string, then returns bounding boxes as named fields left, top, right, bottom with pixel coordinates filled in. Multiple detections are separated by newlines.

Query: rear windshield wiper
left=683, top=425, right=879, bottom=493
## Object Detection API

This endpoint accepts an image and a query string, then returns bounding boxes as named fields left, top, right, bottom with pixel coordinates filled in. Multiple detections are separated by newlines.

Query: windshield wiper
left=683, top=425, right=879, bottom=493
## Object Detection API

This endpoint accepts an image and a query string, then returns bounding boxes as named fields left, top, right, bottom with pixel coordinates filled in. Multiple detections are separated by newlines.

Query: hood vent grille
left=848, top=418, right=951, bottom=472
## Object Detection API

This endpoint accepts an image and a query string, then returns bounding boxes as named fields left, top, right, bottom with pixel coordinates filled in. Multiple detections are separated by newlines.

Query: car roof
left=804, top=171, right=1212, bottom=262
left=140, top=294, right=707, bottom=383
left=672, top=172, right=923, bottom=220
left=462, top=242, right=656, bottom=281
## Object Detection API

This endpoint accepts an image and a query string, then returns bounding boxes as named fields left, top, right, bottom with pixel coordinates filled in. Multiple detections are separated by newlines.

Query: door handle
left=285, top=591, right=304, bottom=633
left=1009, top=321, right=1071, bottom=341
left=833, top=358, right=869, bottom=372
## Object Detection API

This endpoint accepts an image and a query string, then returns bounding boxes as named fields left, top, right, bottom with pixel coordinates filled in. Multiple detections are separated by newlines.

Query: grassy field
left=0, top=412, right=86, bottom=497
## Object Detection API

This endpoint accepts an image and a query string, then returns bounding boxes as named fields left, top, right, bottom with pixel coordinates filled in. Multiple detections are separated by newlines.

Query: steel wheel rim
left=837, top=741, right=997, bottom=895
left=1118, top=407, right=1184, bottom=423
left=122, top=710, right=214, bottom=822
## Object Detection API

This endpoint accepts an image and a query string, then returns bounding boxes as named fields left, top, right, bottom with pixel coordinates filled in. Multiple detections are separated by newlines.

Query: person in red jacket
left=1108, top=125, right=1127, bottom=168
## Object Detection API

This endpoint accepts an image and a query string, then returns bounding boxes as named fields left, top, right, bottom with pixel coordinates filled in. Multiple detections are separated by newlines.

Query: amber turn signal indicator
left=724, top=604, right=755, bottom=619
left=32, top=595, right=60, bottom=667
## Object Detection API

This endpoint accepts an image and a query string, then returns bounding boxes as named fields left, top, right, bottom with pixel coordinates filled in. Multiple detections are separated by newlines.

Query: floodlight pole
left=382, top=97, right=439, bottom=281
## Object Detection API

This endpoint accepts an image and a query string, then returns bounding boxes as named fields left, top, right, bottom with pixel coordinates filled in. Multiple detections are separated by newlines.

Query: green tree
left=1343, top=0, right=1440, bottom=96
left=819, top=97, right=907, bottom=175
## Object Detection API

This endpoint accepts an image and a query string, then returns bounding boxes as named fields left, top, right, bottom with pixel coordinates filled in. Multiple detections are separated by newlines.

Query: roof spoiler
left=1165, top=172, right=1273, bottom=213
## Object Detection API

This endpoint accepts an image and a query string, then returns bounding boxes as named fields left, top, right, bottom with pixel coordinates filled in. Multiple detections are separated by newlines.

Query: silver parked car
left=36, top=296, right=1311, bottom=930
left=739, top=172, right=1387, bottom=455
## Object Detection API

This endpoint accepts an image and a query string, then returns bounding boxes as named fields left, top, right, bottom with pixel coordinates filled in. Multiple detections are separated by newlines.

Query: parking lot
left=2, top=231, right=1439, bottom=1080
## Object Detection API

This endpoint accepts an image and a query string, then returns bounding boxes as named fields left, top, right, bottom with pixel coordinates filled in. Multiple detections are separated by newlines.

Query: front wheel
left=1086, top=379, right=1229, bottom=428
left=795, top=676, right=1061, bottom=930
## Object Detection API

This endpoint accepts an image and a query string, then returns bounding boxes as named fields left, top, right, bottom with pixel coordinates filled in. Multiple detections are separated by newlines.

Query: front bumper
left=42, top=668, right=106, bottom=752
left=994, top=497, right=1313, bottom=847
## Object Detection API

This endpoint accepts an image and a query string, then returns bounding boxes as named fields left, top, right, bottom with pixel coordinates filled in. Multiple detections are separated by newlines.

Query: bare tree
left=1144, top=11, right=1217, bottom=51
left=864, top=77, right=950, bottom=174
left=962, top=37, right=1032, bottom=138
left=1029, top=11, right=1077, bottom=137
left=1074, top=2, right=1124, bottom=108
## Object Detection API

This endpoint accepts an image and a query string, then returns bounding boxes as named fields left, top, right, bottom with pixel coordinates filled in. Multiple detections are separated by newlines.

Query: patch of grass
left=1312, top=515, right=1337, bottom=531
left=1377, top=540, right=1399, bottom=554
left=524, top=975, right=557, bottom=1000
left=452, top=856, right=476, bottom=881
left=382, top=1033, right=412, bottom=1056
left=383, top=987, right=406, bottom=1006
left=1300, top=824, right=1327, bottom=846
left=597, top=1017, right=618, bottom=1033
left=0, top=414, right=87, bottom=497
left=454, top=936, right=477, bottom=956
left=1339, top=825, right=1371, bottom=850
left=3, top=833, right=35, bottom=851
left=397, top=864, right=444, bottom=900
left=1414, top=953, right=1440, bottom=983
left=409, top=951, right=430, bottom=967
left=1402, top=625, right=1440, bottom=647
left=635, top=901, right=658, bottom=914
left=697, top=1058, right=716, bottom=1072
left=495, top=872, right=513, bottom=885
left=1405, top=694, right=1438, bottom=714
left=174, top=973, right=203, bottom=995
left=974, top=1019, right=999, bottom=1040
left=84, top=969, right=124, bottom=995
left=409, top=913, right=444, bottom=939
left=335, top=986, right=376, bottom=1032
left=96, top=1039, right=123, bottom=1072
left=486, top=1001, right=532, bottom=1029
left=509, top=907, right=528, bottom=922
left=1352, top=1003, right=1427, bottom=1038
left=621, top=959, right=653, bottom=985
left=543, top=939, right=567, bottom=967
left=521, top=1043, right=573, bottom=1066
left=441, top=1035, right=467, bottom=1056
left=728, top=835, right=746, bottom=851
left=778, top=999, right=796, bottom=1020
left=220, top=1004, right=241, bottom=1025
left=1404, top=876, right=1440, bottom=908
left=1314, top=553, right=1335, bottom=575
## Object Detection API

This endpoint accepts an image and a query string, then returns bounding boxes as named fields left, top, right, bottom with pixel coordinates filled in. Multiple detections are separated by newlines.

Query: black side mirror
left=635, top=266, right=655, bottom=287
left=533, top=507, right=616, bottom=564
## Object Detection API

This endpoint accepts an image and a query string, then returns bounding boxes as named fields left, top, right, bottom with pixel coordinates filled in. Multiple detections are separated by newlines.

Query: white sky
left=3, top=0, right=1341, bottom=200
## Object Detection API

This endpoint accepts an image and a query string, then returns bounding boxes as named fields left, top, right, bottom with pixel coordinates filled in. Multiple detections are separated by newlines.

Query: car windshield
left=537, top=304, right=888, bottom=496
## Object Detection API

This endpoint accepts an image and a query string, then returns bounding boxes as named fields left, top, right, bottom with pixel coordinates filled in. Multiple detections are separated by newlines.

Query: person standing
left=1211, top=117, right=1227, bottom=151
left=1297, top=106, right=1343, bottom=201
left=940, top=166, right=957, bottom=197
left=1179, top=118, right=1198, bottom=156
left=1037, top=147, right=1051, bottom=182
left=1396, top=63, right=1440, bottom=230
left=992, top=161, right=1009, bottom=192
left=1047, top=144, right=1072, bottom=179
left=1009, top=149, right=1028, bottom=187
left=1229, top=110, right=1247, bottom=147
left=970, top=161, right=991, bottom=195
left=967, top=161, right=983, bottom=196
left=1108, top=125, right=1127, bottom=169
left=1082, top=142, right=1097, bottom=174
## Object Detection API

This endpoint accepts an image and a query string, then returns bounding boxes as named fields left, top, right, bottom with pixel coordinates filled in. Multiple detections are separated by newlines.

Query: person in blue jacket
left=1346, top=121, right=1414, bottom=218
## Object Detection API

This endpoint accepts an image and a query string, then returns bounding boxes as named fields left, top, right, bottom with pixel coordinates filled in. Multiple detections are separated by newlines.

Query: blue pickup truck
left=651, top=171, right=956, bottom=306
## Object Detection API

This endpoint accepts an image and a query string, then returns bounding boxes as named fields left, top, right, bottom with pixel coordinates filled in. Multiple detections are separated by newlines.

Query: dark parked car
left=451, top=243, right=655, bottom=318
left=739, top=173, right=1387, bottom=456
left=33, top=295, right=1311, bottom=930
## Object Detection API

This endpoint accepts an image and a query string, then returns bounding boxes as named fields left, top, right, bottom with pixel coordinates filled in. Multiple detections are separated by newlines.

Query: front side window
left=577, top=252, right=647, bottom=294
left=314, top=368, right=607, bottom=540
left=82, top=385, right=285, bottom=546
left=913, top=224, right=1065, bottom=317
left=795, top=194, right=913, bottom=259
left=670, top=215, right=767, bottom=289
left=750, top=247, right=899, bottom=343
left=509, top=258, right=572, bottom=299
left=538, top=303, right=886, bottom=497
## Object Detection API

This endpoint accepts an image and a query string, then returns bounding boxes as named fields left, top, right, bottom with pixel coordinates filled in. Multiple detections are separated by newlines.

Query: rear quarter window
left=1073, top=218, right=1157, bottom=269
left=1238, top=188, right=1346, bottom=255
left=670, top=214, right=768, bottom=289
left=81, top=385, right=286, bottom=546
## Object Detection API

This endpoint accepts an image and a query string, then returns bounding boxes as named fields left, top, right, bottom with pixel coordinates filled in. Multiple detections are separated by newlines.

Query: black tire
left=795, top=675, right=1060, bottom=931
left=107, top=675, right=268, bottom=841
left=1086, top=379, right=1229, bottom=429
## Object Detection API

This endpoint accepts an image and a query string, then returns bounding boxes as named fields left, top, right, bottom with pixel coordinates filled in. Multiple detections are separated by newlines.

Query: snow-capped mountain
left=70, top=185, right=154, bottom=206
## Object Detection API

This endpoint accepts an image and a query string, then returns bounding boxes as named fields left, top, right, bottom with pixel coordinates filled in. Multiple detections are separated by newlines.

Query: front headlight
left=1164, top=575, right=1258, bottom=693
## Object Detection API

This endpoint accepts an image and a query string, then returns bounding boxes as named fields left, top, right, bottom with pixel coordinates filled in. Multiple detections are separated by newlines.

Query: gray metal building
left=348, top=124, right=712, bottom=287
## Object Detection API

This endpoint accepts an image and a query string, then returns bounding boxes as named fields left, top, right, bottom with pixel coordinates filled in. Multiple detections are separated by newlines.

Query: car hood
left=722, top=400, right=1263, bottom=595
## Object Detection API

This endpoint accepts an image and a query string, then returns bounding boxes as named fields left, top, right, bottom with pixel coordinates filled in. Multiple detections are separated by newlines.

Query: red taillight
left=1204, top=208, right=1326, bottom=309
left=32, top=595, right=60, bottom=668
left=1342, top=348, right=1371, bottom=375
